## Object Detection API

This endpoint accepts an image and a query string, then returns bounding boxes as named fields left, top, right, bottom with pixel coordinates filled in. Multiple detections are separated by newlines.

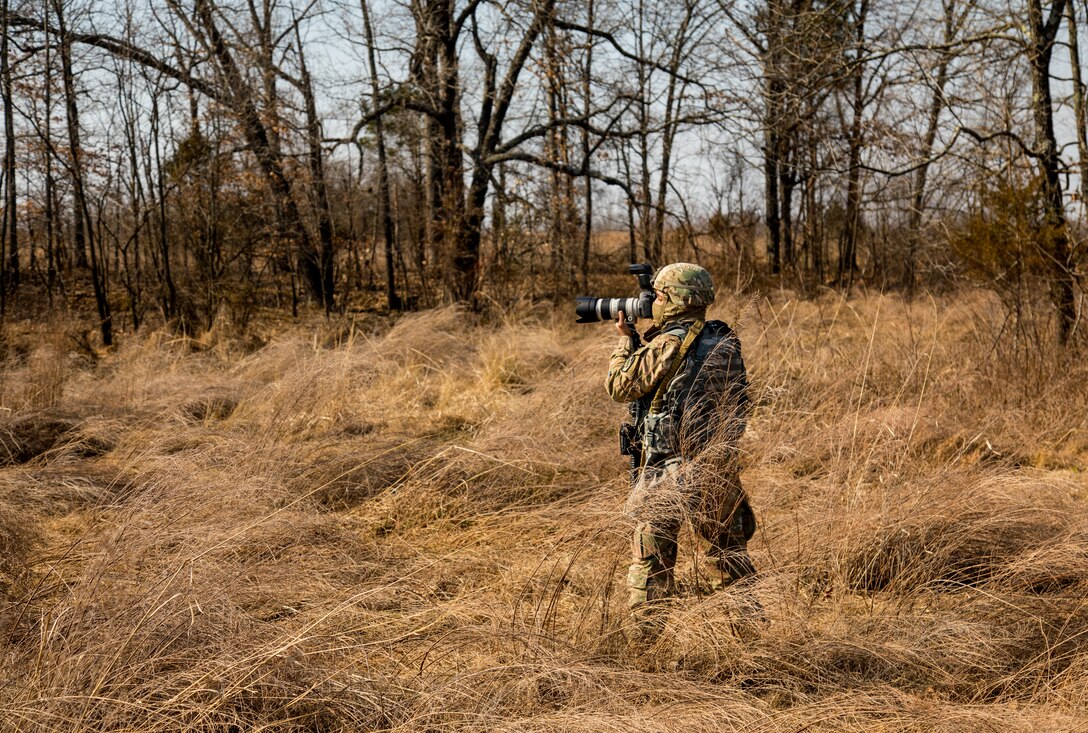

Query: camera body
left=574, top=264, right=655, bottom=324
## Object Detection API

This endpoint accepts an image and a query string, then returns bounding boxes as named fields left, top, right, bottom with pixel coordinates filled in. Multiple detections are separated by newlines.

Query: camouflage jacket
left=606, top=320, right=697, bottom=403
left=608, top=318, right=748, bottom=461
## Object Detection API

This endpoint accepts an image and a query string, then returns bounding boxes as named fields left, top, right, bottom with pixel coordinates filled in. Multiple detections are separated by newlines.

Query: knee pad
left=632, top=522, right=678, bottom=565
left=627, top=560, right=651, bottom=608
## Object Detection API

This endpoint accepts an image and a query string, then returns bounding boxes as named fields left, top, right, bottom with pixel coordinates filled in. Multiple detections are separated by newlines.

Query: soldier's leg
left=627, top=518, right=680, bottom=609
left=695, top=469, right=757, bottom=586
left=714, top=498, right=757, bottom=583
left=625, top=461, right=686, bottom=612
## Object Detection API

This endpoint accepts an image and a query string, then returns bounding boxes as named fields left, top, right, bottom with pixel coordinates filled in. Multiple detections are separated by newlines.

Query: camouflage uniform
left=607, top=263, right=756, bottom=616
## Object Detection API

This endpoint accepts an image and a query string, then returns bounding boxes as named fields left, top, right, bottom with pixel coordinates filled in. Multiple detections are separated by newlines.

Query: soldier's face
left=652, top=289, right=669, bottom=325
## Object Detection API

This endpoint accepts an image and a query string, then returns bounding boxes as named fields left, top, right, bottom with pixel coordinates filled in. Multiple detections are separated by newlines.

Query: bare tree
left=361, top=0, right=401, bottom=310
left=1026, top=0, right=1076, bottom=342
left=1, top=0, right=19, bottom=303
left=54, top=0, right=112, bottom=344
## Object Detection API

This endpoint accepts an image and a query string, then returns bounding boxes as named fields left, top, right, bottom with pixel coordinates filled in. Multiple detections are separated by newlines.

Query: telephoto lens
left=574, top=264, right=655, bottom=323
left=575, top=297, right=640, bottom=324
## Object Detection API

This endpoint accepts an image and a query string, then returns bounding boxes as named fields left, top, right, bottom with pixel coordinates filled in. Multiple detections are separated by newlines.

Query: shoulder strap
left=650, top=320, right=704, bottom=413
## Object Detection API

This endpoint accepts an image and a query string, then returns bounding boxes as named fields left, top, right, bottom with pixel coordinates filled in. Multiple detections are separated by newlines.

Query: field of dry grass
left=1, top=289, right=1087, bottom=731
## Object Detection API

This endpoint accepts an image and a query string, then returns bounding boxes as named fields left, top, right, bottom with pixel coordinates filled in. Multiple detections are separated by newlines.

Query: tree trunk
left=297, top=41, right=337, bottom=314
left=492, top=161, right=507, bottom=279
left=121, top=75, right=145, bottom=331
left=806, top=134, right=822, bottom=281
left=761, top=5, right=786, bottom=277
left=150, top=96, right=176, bottom=319
left=416, top=0, right=469, bottom=300
left=764, top=133, right=782, bottom=275
left=56, top=0, right=112, bottom=345
left=906, top=0, right=958, bottom=293
left=652, top=1, right=696, bottom=262
left=837, top=0, right=868, bottom=287
left=1027, top=0, right=1076, bottom=343
left=780, top=151, right=795, bottom=269
left=1067, top=1, right=1088, bottom=209
left=621, top=140, right=637, bottom=263
left=580, top=0, right=594, bottom=290
left=426, top=0, right=555, bottom=303
left=361, top=0, right=401, bottom=310
left=545, top=16, right=565, bottom=295
left=635, top=0, right=654, bottom=263
left=43, top=3, right=58, bottom=301
left=1, top=0, right=18, bottom=297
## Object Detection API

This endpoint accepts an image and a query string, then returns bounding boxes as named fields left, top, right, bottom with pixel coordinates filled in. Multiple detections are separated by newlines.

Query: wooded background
left=0, top=0, right=1085, bottom=343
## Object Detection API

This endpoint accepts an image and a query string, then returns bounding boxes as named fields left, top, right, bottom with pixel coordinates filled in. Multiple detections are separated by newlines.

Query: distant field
left=1, top=290, right=1087, bottom=732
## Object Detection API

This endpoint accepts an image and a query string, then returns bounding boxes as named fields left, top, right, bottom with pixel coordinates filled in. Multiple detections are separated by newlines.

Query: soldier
left=606, top=263, right=756, bottom=624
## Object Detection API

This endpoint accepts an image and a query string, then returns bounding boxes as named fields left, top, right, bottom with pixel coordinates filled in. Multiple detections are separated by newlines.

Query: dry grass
left=1, top=290, right=1087, bottom=731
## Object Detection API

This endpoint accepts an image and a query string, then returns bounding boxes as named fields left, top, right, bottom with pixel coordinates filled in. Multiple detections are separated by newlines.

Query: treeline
left=0, top=0, right=1085, bottom=343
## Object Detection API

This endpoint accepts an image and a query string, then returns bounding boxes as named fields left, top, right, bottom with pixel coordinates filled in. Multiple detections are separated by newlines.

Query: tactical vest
left=641, top=319, right=748, bottom=464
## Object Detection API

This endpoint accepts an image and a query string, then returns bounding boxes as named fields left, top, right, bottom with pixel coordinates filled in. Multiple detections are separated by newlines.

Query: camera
left=574, top=264, right=655, bottom=323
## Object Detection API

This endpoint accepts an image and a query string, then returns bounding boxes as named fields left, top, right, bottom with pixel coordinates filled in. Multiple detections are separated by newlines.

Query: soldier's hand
left=616, top=310, right=633, bottom=337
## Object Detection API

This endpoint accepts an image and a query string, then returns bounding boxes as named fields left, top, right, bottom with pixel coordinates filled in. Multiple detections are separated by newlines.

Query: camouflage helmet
left=653, top=263, right=715, bottom=309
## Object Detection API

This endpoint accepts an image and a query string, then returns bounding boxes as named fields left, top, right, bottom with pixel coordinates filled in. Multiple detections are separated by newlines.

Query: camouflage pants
left=625, top=457, right=756, bottom=611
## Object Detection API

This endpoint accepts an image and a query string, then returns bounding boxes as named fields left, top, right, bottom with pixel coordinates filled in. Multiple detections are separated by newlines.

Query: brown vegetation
left=0, top=290, right=1087, bottom=731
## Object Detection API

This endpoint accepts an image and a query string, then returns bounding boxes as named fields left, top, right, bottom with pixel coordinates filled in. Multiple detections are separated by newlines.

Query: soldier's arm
left=606, top=332, right=682, bottom=403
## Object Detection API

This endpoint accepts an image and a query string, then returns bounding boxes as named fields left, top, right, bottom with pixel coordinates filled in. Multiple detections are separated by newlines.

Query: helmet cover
left=652, top=263, right=714, bottom=324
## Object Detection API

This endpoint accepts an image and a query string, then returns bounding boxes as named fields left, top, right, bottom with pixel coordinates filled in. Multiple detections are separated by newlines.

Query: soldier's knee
left=627, top=559, right=676, bottom=610
left=627, top=561, right=651, bottom=608
left=632, top=522, right=678, bottom=563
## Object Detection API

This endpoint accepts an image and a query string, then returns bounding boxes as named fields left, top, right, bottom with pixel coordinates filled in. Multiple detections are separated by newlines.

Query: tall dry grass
left=0, top=290, right=1086, bottom=731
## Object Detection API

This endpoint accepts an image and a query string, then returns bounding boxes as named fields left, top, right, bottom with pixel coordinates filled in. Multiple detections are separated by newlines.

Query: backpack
left=641, top=319, right=748, bottom=463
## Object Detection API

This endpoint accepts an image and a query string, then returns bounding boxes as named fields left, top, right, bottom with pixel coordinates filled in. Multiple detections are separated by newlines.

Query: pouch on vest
left=642, top=410, right=675, bottom=463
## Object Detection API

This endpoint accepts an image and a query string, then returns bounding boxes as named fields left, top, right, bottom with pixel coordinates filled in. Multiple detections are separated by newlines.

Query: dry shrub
left=0, top=464, right=118, bottom=516
left=827, top=472, right=1077, bottom=592
left=0, top=496, right=37, bottom=603
left=58, top=329, right=248, bottom=437
left=264, top=428, right=452, bottom=512
left=394, top=662, right=768, bottom=732
left=357, top=330, right=615, bottom=528
left=0, top=410, right=81, bottom=465
left=2, top=447, right=397, bottom=730
left=0, top=320, right=79, bottom=411
left=229, top=331, right=313, bottom=386
left=180, top=389, right=239, bottom=423
left=379, top=305, right=475, bottom=371
left=476, top=326, right=568, bottom=393
left=21, top=343, right=69, bottom=409
left=228, top=306, right=485, bottom=442
left=229, top=342, right=376, bottom=439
